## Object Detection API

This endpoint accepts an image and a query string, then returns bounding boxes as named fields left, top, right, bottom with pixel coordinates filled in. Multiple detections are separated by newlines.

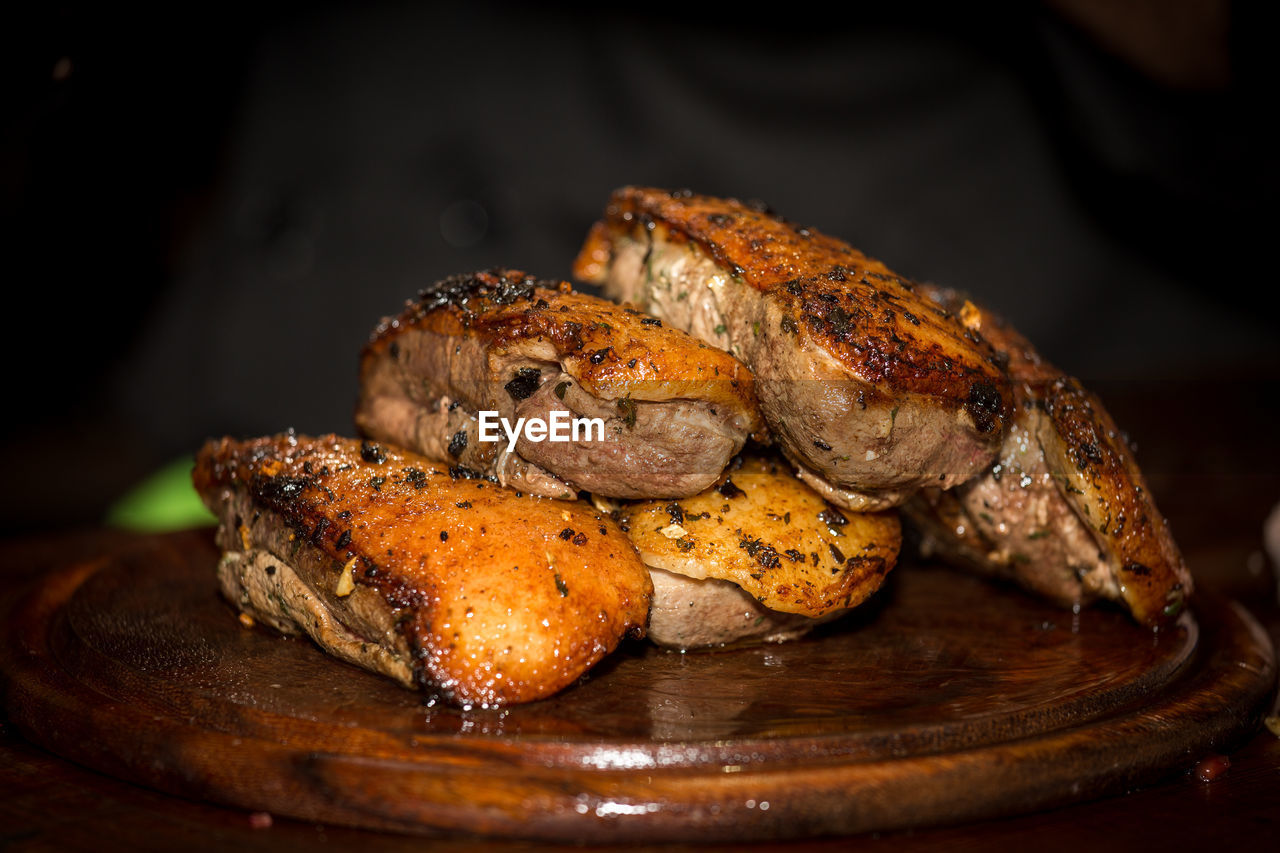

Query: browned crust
left=618, top=454, right=902, bottom=618
left=575, top=188, right=1011, bottom=433
left=1037, top=377, right=1191, bottom=625
left=193, top=433, right=653, bottom=705
left=917, top=284, right=1191, bottom=627
left=365, top=268, right=763, bottom=421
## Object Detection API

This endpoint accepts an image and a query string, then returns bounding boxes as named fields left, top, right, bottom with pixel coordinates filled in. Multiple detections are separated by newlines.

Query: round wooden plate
left=1, top=529, right=1274, bottom=842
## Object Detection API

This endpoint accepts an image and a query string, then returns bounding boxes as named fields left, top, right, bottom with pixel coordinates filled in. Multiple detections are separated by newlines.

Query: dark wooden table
left=3, top=381, right=1279, bottom=851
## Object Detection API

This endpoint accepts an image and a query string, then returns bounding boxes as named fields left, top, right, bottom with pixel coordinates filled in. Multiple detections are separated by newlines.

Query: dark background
left=4, top=0, right=1277, bottom=536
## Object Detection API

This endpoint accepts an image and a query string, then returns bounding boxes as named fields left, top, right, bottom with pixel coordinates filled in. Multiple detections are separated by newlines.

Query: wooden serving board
left=1, top=529, right=1274, bottom=843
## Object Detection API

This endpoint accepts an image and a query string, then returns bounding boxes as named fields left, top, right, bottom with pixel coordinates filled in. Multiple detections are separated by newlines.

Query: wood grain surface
left=0, top=528, right=1274, bottom=843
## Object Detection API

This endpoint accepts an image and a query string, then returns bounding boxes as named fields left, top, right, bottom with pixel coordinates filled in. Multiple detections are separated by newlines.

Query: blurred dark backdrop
left=3, top=0, right=1277, bottom=536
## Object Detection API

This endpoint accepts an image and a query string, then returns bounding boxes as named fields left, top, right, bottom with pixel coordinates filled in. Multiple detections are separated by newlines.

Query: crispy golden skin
left=905, top=287, right=1192, bottom=627
left=367, top=269, right=761, bottom=416
left=575, top=188, right=1012, bottom=510
left=193, top=433, right=652, bottom=706
left=619, top=455, right=901, bottom=618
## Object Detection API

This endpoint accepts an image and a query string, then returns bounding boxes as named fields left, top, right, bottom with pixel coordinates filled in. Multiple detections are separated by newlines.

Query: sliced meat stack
left=190, top=185, right=1195, bottom=712
left=357, top=269, right=763, bottom=500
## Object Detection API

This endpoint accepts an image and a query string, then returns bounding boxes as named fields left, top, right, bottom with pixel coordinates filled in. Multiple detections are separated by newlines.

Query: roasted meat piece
left=575, top=188, right=1012, bottom=511
left=193, top=433, right=653, bottom=706
left=357, top=269, right=763, bottom=500
left=617, top=454, right=901, bottom=649
left=902, top=286, right=1192, bottom=627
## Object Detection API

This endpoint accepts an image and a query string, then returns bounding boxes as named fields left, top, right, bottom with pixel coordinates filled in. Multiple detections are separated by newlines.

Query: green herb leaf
left=616, top=397, right=637, bottom=429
